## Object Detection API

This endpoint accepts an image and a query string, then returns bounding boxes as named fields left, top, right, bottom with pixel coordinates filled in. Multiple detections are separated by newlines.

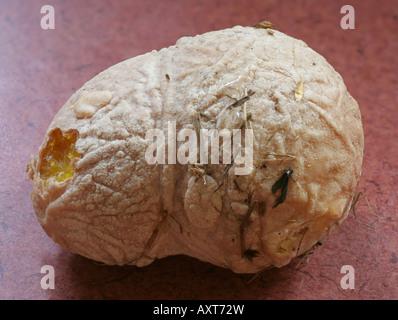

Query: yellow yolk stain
left=39, top=128, right=81, bottom=185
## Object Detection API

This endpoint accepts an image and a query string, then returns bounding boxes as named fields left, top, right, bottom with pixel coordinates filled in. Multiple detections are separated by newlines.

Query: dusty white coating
left=27, top=25, right=364, bottom=273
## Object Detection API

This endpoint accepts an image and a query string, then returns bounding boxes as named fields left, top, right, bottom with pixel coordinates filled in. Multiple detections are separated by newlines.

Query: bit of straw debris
left=255, top=153, right=297, bottom=163
left=190, top=164, right=207, bottom=185
left=227, top=90, right=255, bottom=109
left=295, top=240, right=322, bottom=268
left=132, top=210, right=169, bottom=264
left=251, top=20, right=275, bottom=29
left=170, top=214, right=183, bottom=234
left=364, top=196, right=386, bottom=220
left=349, top=191, right=385, bottom=229
left=193, top=112, right=208, bottom=184
left=246, top=265, right=275, bottom=284
left=350, top=192, right=362, bottom=215
left=242, top=89, right=252, bottom=129
left=233, top=179, right=243, bottom=192
left=295, top=75, right=304, bottom=102
left=295, top=226, right=309, bottom=257
left=214, top=148, right=241, bottom=192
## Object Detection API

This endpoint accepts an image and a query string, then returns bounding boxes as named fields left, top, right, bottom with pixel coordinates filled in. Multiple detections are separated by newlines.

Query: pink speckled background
left=0, top=0, right=397, bottom=300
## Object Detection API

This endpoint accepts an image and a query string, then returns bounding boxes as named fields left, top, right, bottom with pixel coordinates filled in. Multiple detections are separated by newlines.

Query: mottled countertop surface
left=0, top=0, right=397, bottom=300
